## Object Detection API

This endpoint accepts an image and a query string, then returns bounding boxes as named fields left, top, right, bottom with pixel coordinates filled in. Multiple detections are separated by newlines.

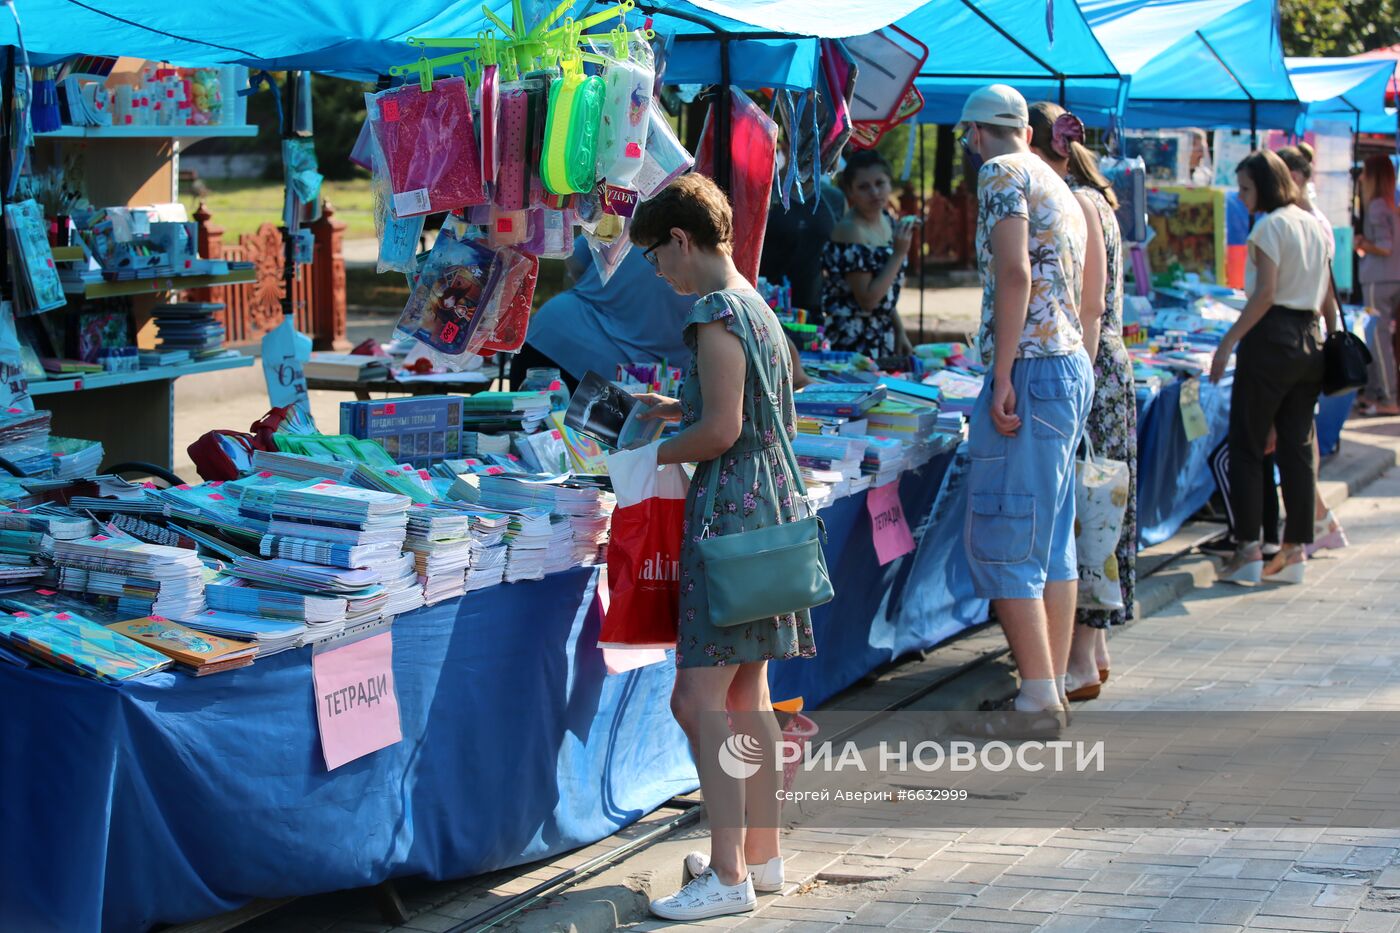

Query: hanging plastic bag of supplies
left=365, top=76, right=485, bottom=218
left=592, top=31, right=655, bottom=188
left=395, top=230, right=496, bottom=368
left=371, top=139, right=425, bottom=273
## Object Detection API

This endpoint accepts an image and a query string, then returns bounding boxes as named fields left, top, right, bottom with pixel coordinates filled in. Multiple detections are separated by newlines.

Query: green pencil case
left=541, top=70, right=605, bottom=195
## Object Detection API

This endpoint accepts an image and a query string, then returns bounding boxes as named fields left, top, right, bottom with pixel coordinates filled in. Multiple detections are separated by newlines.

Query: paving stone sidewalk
left=628, top=466, right=1400, bottom=933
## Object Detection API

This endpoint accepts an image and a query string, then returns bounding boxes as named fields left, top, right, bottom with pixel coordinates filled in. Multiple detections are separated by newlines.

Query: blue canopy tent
left=0, top=0, right=840, bottom=90
left=1289, top=57, right=1399, bottom=134
left=900, top=0, right=1125, bottom=127
left=1081, top=0, right=1300, bottom=135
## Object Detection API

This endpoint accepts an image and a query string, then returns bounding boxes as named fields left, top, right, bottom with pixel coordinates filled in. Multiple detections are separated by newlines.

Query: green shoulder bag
left=694, top=301, right=834, bottom=627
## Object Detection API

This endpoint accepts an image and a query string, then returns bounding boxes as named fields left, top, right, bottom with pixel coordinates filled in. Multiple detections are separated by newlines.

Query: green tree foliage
left=1279, top=0, right=1400, bottom=56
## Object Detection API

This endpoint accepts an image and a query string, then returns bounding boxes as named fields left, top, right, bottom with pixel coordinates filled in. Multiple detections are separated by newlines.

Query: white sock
left=1015, top=679, right=1062, bottom=712
left=1055, top=674, right=1068, bottom=706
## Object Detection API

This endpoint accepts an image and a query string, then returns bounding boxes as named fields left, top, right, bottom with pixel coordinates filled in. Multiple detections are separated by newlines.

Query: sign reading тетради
left=867, top=477, right=915, bottom=566
left=311, top=630, right=402, bottom=770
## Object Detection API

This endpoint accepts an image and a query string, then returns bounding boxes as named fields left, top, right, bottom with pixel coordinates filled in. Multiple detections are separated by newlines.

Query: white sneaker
left=650, top=868, right=756, bottom=921
left=683, top=851, right=786, bottom=893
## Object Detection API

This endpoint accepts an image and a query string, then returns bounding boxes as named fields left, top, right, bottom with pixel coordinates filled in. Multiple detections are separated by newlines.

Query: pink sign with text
left=312, top=631, right=402, bottom=770
left=867, top=478, right=915, bottom=566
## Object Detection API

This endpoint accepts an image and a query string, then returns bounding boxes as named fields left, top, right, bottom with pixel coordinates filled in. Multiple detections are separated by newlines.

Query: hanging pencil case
left=366, top=77, right=485, bottom=218
left=524, top=70, right=554, bottom=207
left=479, top=64, right=499, bottom=193
left=541, top=67, right=606, bottom=195
left=595, top=57, right=654, bottom=187
left=494, top=81, right=531, bottom=211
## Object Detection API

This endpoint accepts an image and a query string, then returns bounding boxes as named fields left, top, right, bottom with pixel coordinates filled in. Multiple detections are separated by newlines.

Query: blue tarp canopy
left=1288, top=57, right=1398, bottom=133
left=1081, top=0, right=1300, bottom=131
left=1359, top=108, right=1399, bottom=136
left=0, top=0, right=855, bottom=89
left=901, top=0, right=1125, bottom=127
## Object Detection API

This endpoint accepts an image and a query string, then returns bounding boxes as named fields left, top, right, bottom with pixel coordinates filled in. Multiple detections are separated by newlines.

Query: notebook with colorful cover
left=108, top=616, right=256, bottom=670
left=1, top=611, right=172, bottom=681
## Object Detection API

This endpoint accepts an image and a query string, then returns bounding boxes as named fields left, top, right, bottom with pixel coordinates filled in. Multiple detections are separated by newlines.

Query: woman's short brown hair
left=630, top=172, right=733, bottom=251
left=1236, top=150, right=1299, bottom=214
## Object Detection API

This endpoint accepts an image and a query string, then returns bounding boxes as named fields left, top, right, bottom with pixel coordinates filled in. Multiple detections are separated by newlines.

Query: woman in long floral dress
left=628, top=174, right=817, bottom=923
left=1029, top=102, right=1137, bottom=701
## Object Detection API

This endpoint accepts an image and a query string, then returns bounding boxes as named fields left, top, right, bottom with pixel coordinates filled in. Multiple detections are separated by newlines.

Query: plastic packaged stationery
left=476, top=247, right=539, bottom=354
left=632, top=100, right=693, bottom=199
left=595, top=41, right=655, bottom=186
left=697, top=88, right=777, bottom=285
left=541, top=65, right=606, bottom=195
left=586, top=222, right=633, bottom=286
left=522, top=208, right=575, bottom=258
left=479, top=64, right=499, bottom=193
left=395, top=232, right=495, bottom=359
left=494, top=81, right=532, bottom=211
left=371, top=145, right=425, bottom=273
left=366, top=76, right=485, bottom=218
left=489, top=205, right=528, bottom=248
left=524, top=70, right=554, bottom=207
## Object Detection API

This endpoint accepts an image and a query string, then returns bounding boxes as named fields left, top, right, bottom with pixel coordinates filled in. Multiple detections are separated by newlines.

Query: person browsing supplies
left=958, top=85, right=1095, bottom=731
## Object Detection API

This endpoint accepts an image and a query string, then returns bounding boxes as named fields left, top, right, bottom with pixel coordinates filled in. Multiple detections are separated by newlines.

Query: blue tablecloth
left=1135, top=375, right=1233, bottom=547
left=0, top=452, right=981, bottom=933
left=1135, top=374, right=1353, bottom=546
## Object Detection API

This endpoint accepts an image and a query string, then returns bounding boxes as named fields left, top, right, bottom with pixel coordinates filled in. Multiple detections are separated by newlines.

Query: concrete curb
left=485, top=429, right=1400, bottom=933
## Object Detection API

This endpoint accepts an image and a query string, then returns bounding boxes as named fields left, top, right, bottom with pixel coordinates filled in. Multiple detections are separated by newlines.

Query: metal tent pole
left=918, top=121, right=926, bottom=341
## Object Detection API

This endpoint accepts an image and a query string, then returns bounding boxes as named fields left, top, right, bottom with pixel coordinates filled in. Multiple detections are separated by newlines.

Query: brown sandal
left=1099, top=667, right=1109, bottom=685
left=1066, top=682, right=1102, bottom=702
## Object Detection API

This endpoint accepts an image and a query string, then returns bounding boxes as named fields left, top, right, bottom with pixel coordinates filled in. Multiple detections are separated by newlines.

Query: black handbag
left=1322, top=262, right=1372, bottom=397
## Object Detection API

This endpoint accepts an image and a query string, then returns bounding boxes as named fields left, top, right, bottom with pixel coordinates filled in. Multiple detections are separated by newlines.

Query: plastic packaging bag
left=479, top=64, right=499, bottom=193
left=522, top=207, right=575, bottom=258
left=696, top=88, right=777, bottom=285
left=599, top=441, right=685, bottom=648
left=541, top=67, right=606, bottom=195
left=395, top=231, right=496, bottom=364
left=371, top=143, right=426, bottom=273
left=366, top=76, right=485, bottom=218
left=489, top=205, right=528, bottom=247
left=1074, top=440, right=1132, bottom=611
left=494, top=80, right=533, bottom=211
left=476, top=246, right=539, bottom=354
left=633, top=100, right=693, bottom=199
left=594, top=36, right=655, bottom=187
left=587, top=219, right=634, bottom=286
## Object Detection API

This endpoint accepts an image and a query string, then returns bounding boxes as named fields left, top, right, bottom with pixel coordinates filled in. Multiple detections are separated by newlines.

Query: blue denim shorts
left=963, top=350, right=1094, bottom=600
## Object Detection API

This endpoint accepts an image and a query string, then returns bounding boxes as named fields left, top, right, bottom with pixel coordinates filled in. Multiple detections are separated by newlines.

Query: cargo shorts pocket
left=969, top=493, right=1035, bottom=565
left=1030, top=377, right=1078, bottom=440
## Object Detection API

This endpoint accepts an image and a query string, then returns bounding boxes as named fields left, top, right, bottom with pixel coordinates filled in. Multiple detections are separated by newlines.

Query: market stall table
left=306, top=372, right=494, bottom=402
left=0, top=449, right=981, bottom=933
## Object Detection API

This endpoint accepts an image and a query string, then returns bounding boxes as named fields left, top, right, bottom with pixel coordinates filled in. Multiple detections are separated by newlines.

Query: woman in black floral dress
left=1029, top=102, right=1137, bottom=702
left=819, top=149, right=916, bottom=358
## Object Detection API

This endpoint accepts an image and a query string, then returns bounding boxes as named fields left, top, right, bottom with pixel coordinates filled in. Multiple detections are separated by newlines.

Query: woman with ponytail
left=1028, top=101, right=1136, bottom=700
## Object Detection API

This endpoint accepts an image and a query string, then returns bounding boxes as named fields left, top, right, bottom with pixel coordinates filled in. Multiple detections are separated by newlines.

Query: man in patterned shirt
left=959, top=84, right=1095, bottom=731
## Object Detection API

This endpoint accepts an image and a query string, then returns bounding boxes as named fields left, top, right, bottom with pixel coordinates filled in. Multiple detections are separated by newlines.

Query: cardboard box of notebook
left=340, top=395, right=464, bottom=469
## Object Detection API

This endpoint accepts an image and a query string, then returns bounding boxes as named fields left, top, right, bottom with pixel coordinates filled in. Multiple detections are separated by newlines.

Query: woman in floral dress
left=819, top=149, right=916, bottom=359
left=1029, top=102, right=1137, bottom=701
left=628, top=174, right=817, bottom=923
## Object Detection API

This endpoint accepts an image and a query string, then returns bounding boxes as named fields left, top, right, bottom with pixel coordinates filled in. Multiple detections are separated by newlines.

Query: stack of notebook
left=0, top=409, right=55, bottom=476
left=404, top=506, right=473, bottom=605
left=501, top=508, right=553, bottom=583
left=47, top=437, right=104, bottom=480
left=203, top=575, right=347, bottom=645
left=150, top=303, right=227, bottom=359
left=50, top=535, right=206, bottom=619
left=0, top=611, right=172, bottom=681
left=460, top=392, right=554, bottom=434
left=109, top=616, right=257, bottom=676
left=237, top=480, right=421, bottom=624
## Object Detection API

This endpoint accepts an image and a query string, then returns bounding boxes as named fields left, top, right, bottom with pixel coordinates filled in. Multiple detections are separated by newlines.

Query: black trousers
left=1208, top=440, right=1280, bottom=545
left=1227, top=306, right=1324, bottom=544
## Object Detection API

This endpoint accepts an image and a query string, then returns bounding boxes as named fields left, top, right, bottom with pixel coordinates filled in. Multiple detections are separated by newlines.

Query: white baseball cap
left=959, top=84, right=1029, bottom=129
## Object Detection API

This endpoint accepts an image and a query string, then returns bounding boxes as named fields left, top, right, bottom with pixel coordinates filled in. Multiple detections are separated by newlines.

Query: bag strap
left=1326, top=258, right=1350, bottom=335
left=699, top=293, right=809, bottom=530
